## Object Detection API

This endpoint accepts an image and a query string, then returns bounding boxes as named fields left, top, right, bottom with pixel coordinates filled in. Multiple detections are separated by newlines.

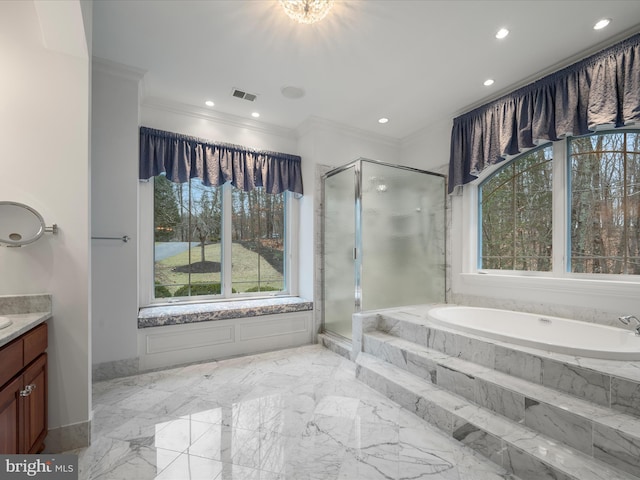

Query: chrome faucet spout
left=619, top=315, right=640, bottom=335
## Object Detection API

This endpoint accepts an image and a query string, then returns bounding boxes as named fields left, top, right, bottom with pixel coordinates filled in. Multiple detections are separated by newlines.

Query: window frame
left=566, top=130, right=640, bottom=276
left=470, top=128, right=640, bottom=284
left=139, top=178, right=299, bottom=307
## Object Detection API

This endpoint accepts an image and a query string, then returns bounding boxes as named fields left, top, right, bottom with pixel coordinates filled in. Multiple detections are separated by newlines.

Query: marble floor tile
left=71, top=345, right=518, bottom=480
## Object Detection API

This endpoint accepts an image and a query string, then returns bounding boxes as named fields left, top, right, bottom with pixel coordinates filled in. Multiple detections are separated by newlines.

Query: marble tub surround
left=359, top=305, right=640, bottom=411
left=0, top=293, right=52, bottom=347
left=68, top=345, right=518, bottom=480
left=357, top=353, right=637, bottom=480
left=354, top=306, right=640, bottom=480
left=138, top=297, right=312, bottom=328
left=362, top=330, right=640, bottom=477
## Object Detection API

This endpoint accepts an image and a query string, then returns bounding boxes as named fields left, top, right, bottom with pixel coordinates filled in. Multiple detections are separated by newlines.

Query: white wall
left=0, top=0, right=90, bottom=440
left=91, top=60, right=143, bottom=366
left=400, top=119, right=452, bottom=174
left=141, top=99, right=299, bottom=154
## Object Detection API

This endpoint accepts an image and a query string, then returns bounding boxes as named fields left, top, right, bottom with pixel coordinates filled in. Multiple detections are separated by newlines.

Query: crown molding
left=296, top=116, right=401, bottom=149
left=92, top=56, right=146, bottom=82
left=141, top=97, right=298, bottom=141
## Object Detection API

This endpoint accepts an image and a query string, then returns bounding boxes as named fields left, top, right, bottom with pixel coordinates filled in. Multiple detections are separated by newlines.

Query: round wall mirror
left=0, top=201, right=46, bottom=246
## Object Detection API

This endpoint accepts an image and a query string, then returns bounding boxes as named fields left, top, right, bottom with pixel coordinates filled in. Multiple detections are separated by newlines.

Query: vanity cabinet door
left=22, top=353, right=47, bottom=454
left=0, top=322, right=48, bottom=454
left=0, top=376, right=23, bottom=454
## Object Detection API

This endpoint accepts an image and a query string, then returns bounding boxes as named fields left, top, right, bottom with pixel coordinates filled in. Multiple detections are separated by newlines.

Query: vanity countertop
left=0, top=312, right=51, bottom=348
left=0, top=293, right=52, bottom=348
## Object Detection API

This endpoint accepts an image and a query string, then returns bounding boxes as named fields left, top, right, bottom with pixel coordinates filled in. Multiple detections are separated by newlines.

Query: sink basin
left=0, top=316, right=12, bottom=329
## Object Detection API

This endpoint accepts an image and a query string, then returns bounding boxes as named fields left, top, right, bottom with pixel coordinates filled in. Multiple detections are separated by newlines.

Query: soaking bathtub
left=426, top=306, right=640, bottom=360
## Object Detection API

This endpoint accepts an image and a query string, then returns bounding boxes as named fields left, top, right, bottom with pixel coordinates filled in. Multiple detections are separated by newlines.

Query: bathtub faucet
left=619, top=315, right=640, bottom=335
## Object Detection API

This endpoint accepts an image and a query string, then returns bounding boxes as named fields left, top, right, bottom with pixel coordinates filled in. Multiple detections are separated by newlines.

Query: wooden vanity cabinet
left=0, top=322, right=48, bottom=454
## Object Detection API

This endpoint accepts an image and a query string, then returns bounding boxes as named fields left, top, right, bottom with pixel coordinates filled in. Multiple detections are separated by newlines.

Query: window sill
left=137, top=297, right=313, bottom=329
left=458, top=272, right=640, bottom=298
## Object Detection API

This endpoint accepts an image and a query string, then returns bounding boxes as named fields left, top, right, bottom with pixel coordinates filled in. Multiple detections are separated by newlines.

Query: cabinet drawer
left=0, top=340, right=23, bottom=388
left=23, top=323, right=47, bottom=366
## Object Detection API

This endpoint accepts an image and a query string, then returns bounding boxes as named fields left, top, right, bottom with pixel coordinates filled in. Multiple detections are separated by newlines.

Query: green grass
left=155, top=242, right=283, bottom=296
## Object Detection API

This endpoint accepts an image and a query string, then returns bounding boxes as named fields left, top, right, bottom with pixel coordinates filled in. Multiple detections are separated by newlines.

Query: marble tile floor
left=68, top=345, right=520, bottom=480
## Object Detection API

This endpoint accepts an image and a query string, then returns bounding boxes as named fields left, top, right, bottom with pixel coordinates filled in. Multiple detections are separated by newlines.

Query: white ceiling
left=92, top=1, right=640, bottom=140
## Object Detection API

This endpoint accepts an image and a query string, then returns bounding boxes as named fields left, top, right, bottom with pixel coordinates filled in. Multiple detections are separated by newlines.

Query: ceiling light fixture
left=251, top=112, right=260, bottom=118
left=205, top=100, right=214, bottom=107
left=279, top=0, right=334, bottom=24
left=378, top=118, right=389, bottom=124
left=484, top=79, right=495, bottom=86
left=495, top=28, right=509, bottom=39
left=593, top=18, right=611, bottom=30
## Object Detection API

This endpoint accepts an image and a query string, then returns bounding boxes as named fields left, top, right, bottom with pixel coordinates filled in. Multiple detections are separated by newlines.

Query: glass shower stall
left=322, top=158, right=446, bottom=340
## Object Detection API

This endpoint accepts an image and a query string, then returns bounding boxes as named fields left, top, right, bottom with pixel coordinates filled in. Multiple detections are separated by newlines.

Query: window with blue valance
left=449, top=33, right=640, bottom=194
left=139, top=126, right=303, bottom=196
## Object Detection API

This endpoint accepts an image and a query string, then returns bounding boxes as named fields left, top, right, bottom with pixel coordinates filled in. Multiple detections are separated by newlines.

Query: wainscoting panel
left=145, top=324, right=235, bottom=354
left=137, top=311, right=314, bottom=371
left=238, top=314, right=308, bottom=341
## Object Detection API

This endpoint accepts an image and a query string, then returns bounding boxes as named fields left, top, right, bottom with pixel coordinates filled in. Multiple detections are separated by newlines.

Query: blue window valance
left=139, top=126, right=303, bottom=195
left=448, top=33, right=640, bottom=194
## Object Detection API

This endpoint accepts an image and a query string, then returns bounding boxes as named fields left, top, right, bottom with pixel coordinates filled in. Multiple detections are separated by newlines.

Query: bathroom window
left=477, top=130, right=640, bottom=277
left=153, top=175, right=288, bottom=300
left=569, top=131, right=640, bottom=275
left=478, top=144, right=553, bottom=271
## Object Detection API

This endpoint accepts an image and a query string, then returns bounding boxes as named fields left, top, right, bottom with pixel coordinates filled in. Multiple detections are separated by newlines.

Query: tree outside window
left=570, top=131, right=640, bottom=274
left=479, top=145, right=553, bottom=271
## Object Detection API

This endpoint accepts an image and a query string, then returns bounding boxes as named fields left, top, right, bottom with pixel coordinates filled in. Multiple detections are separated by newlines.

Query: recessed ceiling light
left=251, top=112, right=260, bottom=118
left=378, top=117, right=389, bottom=124
left=593, top=18, right=611, bottom=30
left=205, top=100, right=214, bottom=107
left=484, top=79, right=495, bottom=86
left=495, top=28, right=509, bottom=39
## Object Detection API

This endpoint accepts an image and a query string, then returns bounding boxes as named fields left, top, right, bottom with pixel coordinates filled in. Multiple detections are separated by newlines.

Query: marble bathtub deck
left=69, top=345, right=519, bottom=480
left=378, top=305, right=640, bottom=385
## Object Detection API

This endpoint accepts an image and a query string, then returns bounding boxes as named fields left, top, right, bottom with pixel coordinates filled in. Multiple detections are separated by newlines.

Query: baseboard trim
left=44, top=420, right=91, bottom=453
left=93, top=357, right=140, bottom=381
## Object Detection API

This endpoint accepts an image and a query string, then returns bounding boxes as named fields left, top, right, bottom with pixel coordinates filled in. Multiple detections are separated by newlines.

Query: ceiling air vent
left=231, top=88, right=257, bottom=102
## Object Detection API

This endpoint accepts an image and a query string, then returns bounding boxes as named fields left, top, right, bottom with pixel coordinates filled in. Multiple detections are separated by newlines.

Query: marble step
left=317, top=332, right=352, bottom=360
left=363, top=331, right=640, bottom=478
left=356, top=352, right=639, bottom=480
left=371, top=311, right=640, bottom=418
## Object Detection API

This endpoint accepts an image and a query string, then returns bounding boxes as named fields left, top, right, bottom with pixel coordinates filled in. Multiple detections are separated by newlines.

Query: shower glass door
left=360, top=160, right=445, bottom=310
left=323, top=166, right=356, bottom=339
